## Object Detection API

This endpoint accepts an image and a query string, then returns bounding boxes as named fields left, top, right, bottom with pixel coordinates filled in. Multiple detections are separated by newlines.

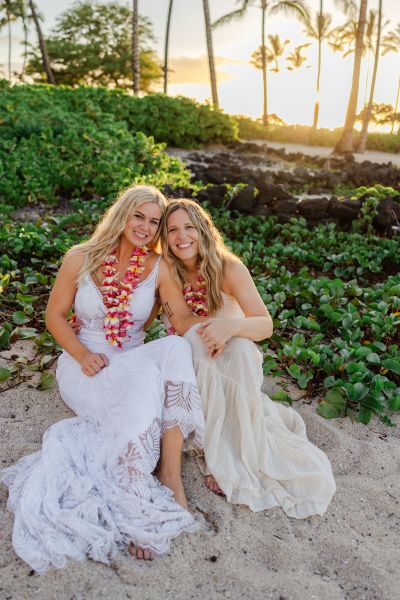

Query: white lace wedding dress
left=184, top=292, right=336, bottom=517
left=1, top=257, right=204, bottom=573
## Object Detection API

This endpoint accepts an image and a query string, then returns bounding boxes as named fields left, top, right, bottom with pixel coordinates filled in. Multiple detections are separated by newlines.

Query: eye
left=168, top=227, right=177, bottom=233
left=134, top=213, right=143, bottom=220
left=151, top=220, right=159, bottom=226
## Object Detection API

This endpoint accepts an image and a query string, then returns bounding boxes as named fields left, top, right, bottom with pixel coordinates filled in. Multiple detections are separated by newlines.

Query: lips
left=176, top=242, right=192, bottom=249
left=133, top=231, right=148, bottom=240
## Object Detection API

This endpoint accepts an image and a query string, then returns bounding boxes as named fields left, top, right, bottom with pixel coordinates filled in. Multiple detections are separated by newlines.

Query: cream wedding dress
left=183, top=292, right=336, bottom=517
left=1, top=257, right=204, bottom=573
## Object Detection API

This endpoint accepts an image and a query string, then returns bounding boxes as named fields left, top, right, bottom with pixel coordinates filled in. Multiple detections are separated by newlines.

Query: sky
left=1, top=0, right=399, bottom=128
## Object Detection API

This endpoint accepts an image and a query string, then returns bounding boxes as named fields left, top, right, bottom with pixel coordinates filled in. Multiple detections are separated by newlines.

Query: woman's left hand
left=196, top=319, right=236, bottom=358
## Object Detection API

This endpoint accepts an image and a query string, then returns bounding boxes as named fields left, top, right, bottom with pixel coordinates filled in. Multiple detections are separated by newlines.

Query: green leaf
left=0, top=326, right=11, bottom=349
left=271, top=390, right=293, bottom=406
left=317, top=388, right=347, bottom=419
left=12, top=311, right=30, bottom=325
left=0, top=367, right=11, bottom=382
left=263, top=357, right=278, bottom=375
left=382, top=358, right=400, bottom=374
left=324, top=376, right=336, bottom=387
left=18, top=327, right=38, bottom=339
left=357, top=407, right=372, bottom=425
left=388, top=396, right=400, bottom=411
left=355, top=347, right=371, bottom=359
left=366, top=352, right=380, bottom=364
left=353, top=382, right=368, bottom=401
left=37, top=372, right=55, bottom=391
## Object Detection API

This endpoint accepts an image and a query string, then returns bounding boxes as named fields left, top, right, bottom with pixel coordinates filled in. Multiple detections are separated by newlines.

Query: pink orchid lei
left=102, top=246, right=148, bottom=347
left=165, top=276, right=208, bottom=336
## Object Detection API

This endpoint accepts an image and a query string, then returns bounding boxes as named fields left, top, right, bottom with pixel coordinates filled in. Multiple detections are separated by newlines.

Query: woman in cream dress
left=162, top=199, right=336, bottom=518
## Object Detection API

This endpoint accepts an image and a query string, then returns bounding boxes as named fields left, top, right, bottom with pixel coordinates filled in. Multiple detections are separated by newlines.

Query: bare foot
left=129, top=543, right=153, bottom=560
left=205, top=474, right=224, bottom=496
left=157, top=469, right=188, bottom=510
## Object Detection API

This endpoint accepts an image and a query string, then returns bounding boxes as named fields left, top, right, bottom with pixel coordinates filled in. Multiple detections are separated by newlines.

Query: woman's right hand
left=80, top=352, right=109, bottom=376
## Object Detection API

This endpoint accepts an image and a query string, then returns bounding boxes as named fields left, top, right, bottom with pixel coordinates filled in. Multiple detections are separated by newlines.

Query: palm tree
left=0, top=1, right=19, bottom=80
left=163, top=0, right=174, bottom=94
left=28, top=0, right=55, bottom=84
left=303, top=1, right=333, bottom=129
left=214, top=0, right=309, bottom=125
left=132, top=0, right=140, bottom=94
left=333, top=0, right=368, bottom=154
left=251, top=34, right=290, bottom=74
left=382, top=23, right=400, bottom=133
left=286, top=43, right=310, bottom=70
left=203, top=0, right=219, bottom=107
left=356, top=0, right=382, bottom=152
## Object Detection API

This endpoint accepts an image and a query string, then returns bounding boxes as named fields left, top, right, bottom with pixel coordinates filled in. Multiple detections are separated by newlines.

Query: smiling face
left=166, top=208, right=200, bottom=263
left=123, top=201, right=162, bottom=248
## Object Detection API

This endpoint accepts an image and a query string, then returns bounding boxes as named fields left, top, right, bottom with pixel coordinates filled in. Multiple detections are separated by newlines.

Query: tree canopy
left=25, top=1, right=162, bottom=90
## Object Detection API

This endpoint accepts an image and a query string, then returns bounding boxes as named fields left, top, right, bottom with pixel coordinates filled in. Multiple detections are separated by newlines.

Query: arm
left=197, top=259, right=273, bottom=354
left=45, top=252, right=109, bottom=376
left=157, top=259, right=206, bottom=335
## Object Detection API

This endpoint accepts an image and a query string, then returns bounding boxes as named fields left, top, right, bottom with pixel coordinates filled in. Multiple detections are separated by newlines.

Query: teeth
left=177, top=243, right=191, bottom=249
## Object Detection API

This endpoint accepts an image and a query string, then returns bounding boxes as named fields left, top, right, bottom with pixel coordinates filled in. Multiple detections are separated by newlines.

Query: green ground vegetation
left=0, top=84, right=398, bottom=425
left=0, top=192, right=399, bottom=425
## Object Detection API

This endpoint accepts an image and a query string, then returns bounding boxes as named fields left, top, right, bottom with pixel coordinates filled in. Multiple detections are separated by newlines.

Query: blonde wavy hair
left=162, top=199, right=235, bottom=315
left=69, top=184, right=167, bottom=283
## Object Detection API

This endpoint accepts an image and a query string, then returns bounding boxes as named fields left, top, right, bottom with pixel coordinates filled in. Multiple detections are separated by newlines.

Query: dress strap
left=154, top=255, right=162, bottom=290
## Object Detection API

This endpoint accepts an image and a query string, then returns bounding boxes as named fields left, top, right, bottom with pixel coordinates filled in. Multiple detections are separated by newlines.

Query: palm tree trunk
left=334, top=0, right=368, bottom=154
left=356, top=0, right=382, bottom=153
left=391, top=75, right=400, bottom=134
left=363, top=48, right=371, bottom=106
left=132, top=0, right=140, bottom=94
left=21, top=13, right=29, bottom=79
left=261, top=2, right=268, bottom=125
left=312, top=0, right=323, bottom=129
left=7, top=6, right=12, bottom=80
left=28, top=0, right=55, bottom=84
left=163, top=0, right=174, bottom=94
left=203, top=0, right=219, bottom=107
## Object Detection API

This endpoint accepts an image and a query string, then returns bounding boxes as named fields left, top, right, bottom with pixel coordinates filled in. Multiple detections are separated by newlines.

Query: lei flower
left=165, top=276, right=208, bottom=336
left=101, top=246, right=148, bottom=347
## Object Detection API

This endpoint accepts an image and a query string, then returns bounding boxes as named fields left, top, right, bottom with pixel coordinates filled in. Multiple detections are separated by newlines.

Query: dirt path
left=261, top=141, right=400, bottom=166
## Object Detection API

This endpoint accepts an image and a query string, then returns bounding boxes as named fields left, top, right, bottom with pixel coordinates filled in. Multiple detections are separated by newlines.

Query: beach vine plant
left=1, top=193, right=399, bottom=426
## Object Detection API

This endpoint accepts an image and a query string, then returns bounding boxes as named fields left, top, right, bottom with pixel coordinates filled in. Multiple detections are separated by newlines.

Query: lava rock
left=228, top=185, right=257, bottom=212
left=328, top=196, right=359, bottom=222
left=196, top=185, right=228, bottom=207
left=270, top=198, right=299, bottom=215
left=298, top=197, right=330, bottom=219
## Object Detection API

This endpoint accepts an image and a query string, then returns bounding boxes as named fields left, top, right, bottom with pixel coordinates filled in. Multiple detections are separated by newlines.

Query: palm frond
left=269, top=0, right=310, bottom=23
left=213, top=7, right=248, bottom=28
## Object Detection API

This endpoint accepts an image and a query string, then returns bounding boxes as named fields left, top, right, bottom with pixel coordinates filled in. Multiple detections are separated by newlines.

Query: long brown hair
left=162, top=199, right=236, bottom=314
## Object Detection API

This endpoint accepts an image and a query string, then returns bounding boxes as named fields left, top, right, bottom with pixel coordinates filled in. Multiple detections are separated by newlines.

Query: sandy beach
left=1, top=351, right=399, bottom=600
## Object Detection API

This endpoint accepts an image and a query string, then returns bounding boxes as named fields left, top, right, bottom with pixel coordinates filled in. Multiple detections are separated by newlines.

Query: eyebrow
left=135, top=210, right=160, bottom=222
left=168, top=221, right=193, bottom=228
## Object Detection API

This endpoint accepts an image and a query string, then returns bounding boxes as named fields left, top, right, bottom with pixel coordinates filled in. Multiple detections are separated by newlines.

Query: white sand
left=1, top=352, right=399, bottom=600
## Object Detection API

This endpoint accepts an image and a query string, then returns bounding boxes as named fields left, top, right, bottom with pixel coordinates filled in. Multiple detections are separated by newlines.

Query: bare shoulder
left=60, top=248, right=85, bottom=276
left=223, top=255, right=250, bottom=292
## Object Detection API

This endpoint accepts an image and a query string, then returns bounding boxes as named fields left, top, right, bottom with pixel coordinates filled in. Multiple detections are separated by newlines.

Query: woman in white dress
left=161, top=198, right=336, bottom=517
left=1, top=185, right=204, bottom=571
